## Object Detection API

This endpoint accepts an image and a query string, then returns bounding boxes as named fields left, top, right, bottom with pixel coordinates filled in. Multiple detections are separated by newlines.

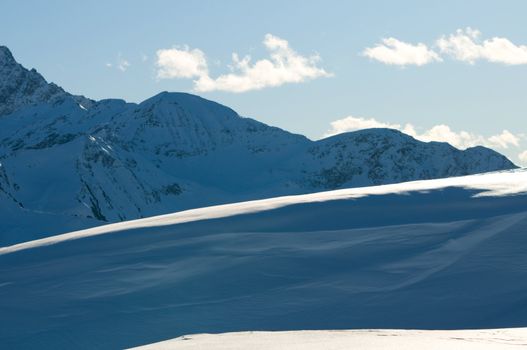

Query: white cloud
left=437, top=27, right=527, bottom=65
left=105, top=54, right=131, bottom=72
left=117, top=58, right=130, bottom=72
left=364, top=28, right=527, bottom=66
left=325, top=116, right=411, bottom=137
left=324, top=115, right=522, bottom=151
left=487, top=130, right=520, bottom=149
left=519, top=150, right=527, bottom=164
left=411, top=124, right=487, bottom=149
left=156, top=46, right=208, bottom=79
left=156, top=34, right=332, bottom=93
left=362, top=38, right=442, bottom=66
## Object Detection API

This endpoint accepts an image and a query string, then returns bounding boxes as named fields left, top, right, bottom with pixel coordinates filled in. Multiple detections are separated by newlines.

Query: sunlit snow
left=2, top=168, right=525, bottom=255
left=131, top=329, right=527, bottom=350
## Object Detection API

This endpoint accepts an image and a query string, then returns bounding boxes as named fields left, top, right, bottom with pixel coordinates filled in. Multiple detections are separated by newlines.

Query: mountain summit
left=0, top=46, right=70, bottom=116
left=0, top=46, right=517, bottom=244
left=0, top=46, right=16, bottom=65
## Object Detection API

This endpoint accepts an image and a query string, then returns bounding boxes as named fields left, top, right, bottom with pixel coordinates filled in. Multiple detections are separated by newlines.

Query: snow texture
left=130, top=329, right=527, bottom=350
left=1, top=169, right=527, bottom=349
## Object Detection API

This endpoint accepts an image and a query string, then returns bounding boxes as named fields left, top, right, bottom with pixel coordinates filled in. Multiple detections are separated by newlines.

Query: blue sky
left=1, top=0, right=526, bottom=164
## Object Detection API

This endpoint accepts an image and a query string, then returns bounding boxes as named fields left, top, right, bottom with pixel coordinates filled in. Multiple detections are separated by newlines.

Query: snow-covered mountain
left=2, top=169, right=527, bottom=349
left=0, top=46, right=517, bottom=244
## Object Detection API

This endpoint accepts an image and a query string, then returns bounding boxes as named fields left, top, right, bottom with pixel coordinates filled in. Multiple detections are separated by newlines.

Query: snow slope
left=0, top=45, right=517, bottom=245
left=1, top=169, right=526, bottom=349
left=131, top=329, right=527, bottom=350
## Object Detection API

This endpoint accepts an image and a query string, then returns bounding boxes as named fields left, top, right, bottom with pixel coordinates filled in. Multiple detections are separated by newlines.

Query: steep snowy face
left=0, top=46, right=69, bottom=117
left=67, top=92, right=309, bottom=223
left=0, top=86, right=310, bottom=232
left=106, top=92, right=308, bottom=158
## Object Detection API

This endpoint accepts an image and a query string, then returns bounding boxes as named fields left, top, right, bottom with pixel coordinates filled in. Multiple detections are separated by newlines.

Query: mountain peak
left=0, top=45, right=67, bottom=117
left=139, top=91, right=242, bottom=123
left=142, top=91, right=225, bottom=107
left=320, top=127, right=410, bottom=144
left=0, top=46, right=16, bottom=66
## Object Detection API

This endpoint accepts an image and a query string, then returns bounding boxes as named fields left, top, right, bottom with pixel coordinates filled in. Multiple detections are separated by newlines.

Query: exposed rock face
left=303, top=129, right=515, bottom=189
left=0, top=46, right=518, bottom=244
left=0, top=46, right=68, bottom=117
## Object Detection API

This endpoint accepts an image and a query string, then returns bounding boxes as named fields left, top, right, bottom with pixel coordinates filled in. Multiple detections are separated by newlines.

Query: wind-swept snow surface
left=131, top=329, right=527, bottom=350
left=1, top=170, right=527, bottom=349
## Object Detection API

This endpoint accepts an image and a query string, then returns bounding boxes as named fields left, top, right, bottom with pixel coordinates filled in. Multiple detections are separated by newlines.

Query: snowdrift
left=130, top=329, right=527, bottom=350
left=1, top=169, right=527, bottom=349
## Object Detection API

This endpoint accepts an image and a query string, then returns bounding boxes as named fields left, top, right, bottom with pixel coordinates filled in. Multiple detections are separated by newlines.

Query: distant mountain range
left=0, top=45, right=517, bottom=244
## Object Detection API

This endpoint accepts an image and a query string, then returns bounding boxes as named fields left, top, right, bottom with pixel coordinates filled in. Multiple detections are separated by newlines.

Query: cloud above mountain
left=156, top=46, right=208, bottom=79
left=364, top=28, right=527, bottom=66
left=324, top=115, right=523, bottom=152
left=156, top=34, right=332, bottom=93
left=519, top=150, right=527, bottom=164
